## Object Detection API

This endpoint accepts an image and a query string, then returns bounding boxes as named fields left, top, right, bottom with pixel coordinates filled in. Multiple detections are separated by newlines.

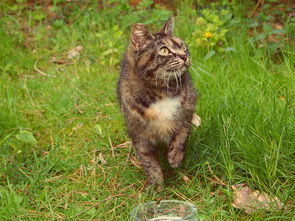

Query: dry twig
left=171, top=190, right=195, bottom=204
left=250, top=0, right=265, bottom=18
left=69, top=194, right=125, bottom=219
left=124, top=144, right=133, bottom=169
left=108, top=137, right=115, bottom=157
left=207, top=163, right=227, bottom=186
left=34, top=58, right=48, bottom=76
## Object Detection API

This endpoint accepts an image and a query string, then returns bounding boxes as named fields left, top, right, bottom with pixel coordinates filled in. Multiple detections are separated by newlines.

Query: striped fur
left=117, top=17, right=197, bottom=191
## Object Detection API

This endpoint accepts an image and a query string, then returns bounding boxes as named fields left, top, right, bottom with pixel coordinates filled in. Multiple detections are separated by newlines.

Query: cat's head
left=129, top=17, right=190, bottom=81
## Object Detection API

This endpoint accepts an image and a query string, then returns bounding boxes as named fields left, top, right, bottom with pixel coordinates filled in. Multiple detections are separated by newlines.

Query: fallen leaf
left=279, top=96, right=285, bottom=101
left=74, top=103, right=84, bottom=114
left=72, top=123, right=83, bottom=131
left=273, top=22, right=283, bottom=30
left=15, top=130, right=37, bottom=146
left=232, top=184, right=283, bottom=214
left=95, top=124, right=103, bottom=136
left=42, top=151, right=49, bottom=156
left=182, top=175, right=190, bottom=184
left=89, top=158, right=96, bottom=164
left=49, top=58, right=73, bottom=65
left=67, top=45, right=83, bottom=59
left=98, top=153, right=107, bottom=164
left=74, top=191, right=88, bottom=197
left=114, top=141, right=131, bottom=149
left=70, top=123, right=84, bottom=135
left=66, top=117, right=78, bottom=123
left=192, top=113, right=201, bottom=127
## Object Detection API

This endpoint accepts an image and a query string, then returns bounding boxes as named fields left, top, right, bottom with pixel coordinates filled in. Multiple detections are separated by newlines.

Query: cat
left=117, top=16, right=197, bottom=190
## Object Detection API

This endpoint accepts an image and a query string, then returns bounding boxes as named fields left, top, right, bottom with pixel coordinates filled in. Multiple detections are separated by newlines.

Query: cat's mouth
left=166, top=64, right=187, bottom=73
left=157, top=59, right=190, bottom=80
left=166, top=59, right=190, bottom=73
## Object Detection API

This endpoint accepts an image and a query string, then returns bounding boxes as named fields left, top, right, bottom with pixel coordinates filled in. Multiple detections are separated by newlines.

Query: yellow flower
left=204, top=31, right=212, bottom=39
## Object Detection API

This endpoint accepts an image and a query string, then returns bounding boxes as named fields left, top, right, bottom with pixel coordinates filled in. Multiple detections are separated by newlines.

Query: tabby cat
left=117, top=17, right=197, bottom=190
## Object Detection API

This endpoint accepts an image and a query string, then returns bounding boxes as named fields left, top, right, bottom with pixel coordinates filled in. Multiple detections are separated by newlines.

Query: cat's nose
left=179, top=54, right=187, bottom=61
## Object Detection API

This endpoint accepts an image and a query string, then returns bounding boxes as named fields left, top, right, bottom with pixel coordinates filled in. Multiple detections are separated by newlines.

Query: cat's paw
left=168, top=149, right=184, bottom=168
left=146, top=176, right=164, bottom=192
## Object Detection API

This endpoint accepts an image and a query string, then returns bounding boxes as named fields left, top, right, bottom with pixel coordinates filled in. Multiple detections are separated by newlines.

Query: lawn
left=0, top=0, right=294, bottom=220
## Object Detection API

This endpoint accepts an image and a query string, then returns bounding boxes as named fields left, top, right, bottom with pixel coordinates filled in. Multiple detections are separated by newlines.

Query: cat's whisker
left=142, top=66, right=149, bottom=75
left=159, top=69, right=167, bottom=88
left=177, top=70, right=182, bottom=89
left=190, top=63, right=210, bottom=76
left=163, top=72, right=168, bottom=90
left=174, top=70, right=179, bottom=90
left=177, top=71, right=180, bottom=89
left=166, top=72, right=170, bottom=91
left=167, top=72, right=171, bottom=90
left=163, top=73, right=166, bottom=86
left=142, top=65, right=152, bottom=77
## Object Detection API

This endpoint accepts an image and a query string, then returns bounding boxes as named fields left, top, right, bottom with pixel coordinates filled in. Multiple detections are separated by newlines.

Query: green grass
left=0, top=1, right=294, bottom=220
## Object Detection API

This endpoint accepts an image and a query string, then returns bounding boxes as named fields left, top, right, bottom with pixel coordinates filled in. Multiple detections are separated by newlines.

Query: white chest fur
left=147, top=97, right=181, bottom=140
left=149, top=97, right=181, bottom=120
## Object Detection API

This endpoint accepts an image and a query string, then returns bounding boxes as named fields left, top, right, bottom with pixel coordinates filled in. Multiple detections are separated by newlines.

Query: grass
left=0, top=1, right=294, bottom=220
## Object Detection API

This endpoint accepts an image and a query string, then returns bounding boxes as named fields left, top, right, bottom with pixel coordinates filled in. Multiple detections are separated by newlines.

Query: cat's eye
left=159, top=47, right=170, bottom=55
left=181, top=45, right=186, bottom=51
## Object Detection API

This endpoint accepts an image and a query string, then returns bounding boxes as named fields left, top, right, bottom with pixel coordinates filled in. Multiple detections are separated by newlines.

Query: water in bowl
left=147, top=216, right=187, bottom=221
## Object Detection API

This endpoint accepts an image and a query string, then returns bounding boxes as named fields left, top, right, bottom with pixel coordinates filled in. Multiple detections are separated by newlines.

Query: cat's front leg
left=167, top=126, right=191, bottom=168
left=133, top=140, right=164, bottom=191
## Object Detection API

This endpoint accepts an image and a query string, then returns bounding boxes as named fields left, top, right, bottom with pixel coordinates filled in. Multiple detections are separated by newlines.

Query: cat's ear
left=131, top=23, right=154, bottom=50
left=159, top=16, right=174, bottom=36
